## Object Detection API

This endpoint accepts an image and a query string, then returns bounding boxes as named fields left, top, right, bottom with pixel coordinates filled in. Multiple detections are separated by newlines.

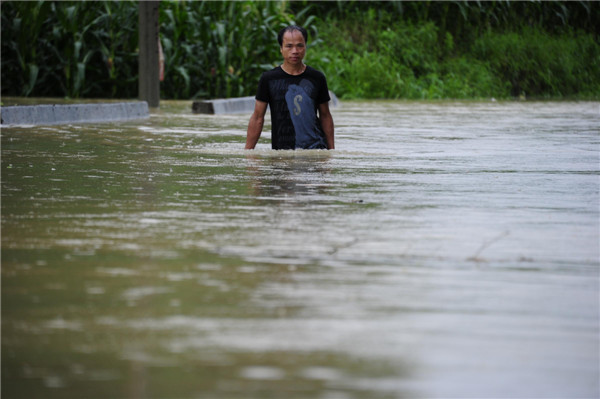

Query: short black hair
left=277, top=25, right=308, bottom=47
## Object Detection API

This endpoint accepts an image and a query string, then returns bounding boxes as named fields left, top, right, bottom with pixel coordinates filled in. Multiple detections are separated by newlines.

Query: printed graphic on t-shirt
left=284, top=79, right=326, bottom=149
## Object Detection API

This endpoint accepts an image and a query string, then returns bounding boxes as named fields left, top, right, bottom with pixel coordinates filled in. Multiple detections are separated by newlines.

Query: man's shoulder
left=260, top=66, right=284, bottom=80
left=305, top=65, right=327, bottom=80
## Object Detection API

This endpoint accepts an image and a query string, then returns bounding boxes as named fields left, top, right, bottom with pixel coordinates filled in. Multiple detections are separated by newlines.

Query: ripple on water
left=240, top=366, right=286, bottom=380
left=1, top=100, right=598, bottom=399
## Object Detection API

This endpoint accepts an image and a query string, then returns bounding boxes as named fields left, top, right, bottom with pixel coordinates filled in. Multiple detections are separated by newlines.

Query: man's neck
left=281, top=63, right=306, bottom=75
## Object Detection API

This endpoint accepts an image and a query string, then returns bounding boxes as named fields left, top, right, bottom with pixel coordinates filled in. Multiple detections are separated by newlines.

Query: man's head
left=278, top=25, right=307, bottom=67
left=277, top=25, right=308, bottom=47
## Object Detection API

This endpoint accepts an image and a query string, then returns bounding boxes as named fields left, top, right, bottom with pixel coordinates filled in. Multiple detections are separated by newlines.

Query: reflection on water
left=2, top=100, right=599, bottom=398
left=245, top=151, right=333, bottom=203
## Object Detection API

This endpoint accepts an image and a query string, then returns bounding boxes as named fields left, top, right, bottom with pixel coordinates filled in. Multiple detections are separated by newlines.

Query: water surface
left=2, top=100, right=599, bottom=398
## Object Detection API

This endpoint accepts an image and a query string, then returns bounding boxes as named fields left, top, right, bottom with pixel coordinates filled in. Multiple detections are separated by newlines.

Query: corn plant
left=1, top=0, right=139, bottom=98
left=159, top=0, right=318, bottom=99
left=1, top=1, right=53, bottom=96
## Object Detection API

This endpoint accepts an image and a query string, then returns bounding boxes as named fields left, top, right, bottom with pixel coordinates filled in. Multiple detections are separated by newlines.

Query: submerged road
left=2, top=100, right=599, bottom=398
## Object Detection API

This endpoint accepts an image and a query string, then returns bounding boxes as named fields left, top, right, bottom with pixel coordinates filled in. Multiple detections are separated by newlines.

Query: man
left=245, top=25, right=335, bottom=150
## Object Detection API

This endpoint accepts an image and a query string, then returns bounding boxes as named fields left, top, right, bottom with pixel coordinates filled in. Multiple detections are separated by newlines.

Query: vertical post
left=138, top=1, right=160, bottom=108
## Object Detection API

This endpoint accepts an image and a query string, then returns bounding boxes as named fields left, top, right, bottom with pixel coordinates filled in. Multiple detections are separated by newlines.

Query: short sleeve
left=255, top=73, right=270, bottom=103
left=317, top=73, right=331, bottom=104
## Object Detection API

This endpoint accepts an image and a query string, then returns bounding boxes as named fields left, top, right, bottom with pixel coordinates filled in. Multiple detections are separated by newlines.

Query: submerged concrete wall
left=192, top=91, right=340, bottom=114
left=192, top=96, right=256, bottom=114
left=0, top=102, right=149, bottom=126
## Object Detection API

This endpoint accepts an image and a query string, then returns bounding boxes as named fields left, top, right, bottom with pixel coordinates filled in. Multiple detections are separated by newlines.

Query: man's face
left=280, top=30, right=306, bottom=66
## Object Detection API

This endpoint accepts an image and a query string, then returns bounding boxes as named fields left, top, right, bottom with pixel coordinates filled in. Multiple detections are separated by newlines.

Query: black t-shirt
left=255, top=65, right=331, bottom=150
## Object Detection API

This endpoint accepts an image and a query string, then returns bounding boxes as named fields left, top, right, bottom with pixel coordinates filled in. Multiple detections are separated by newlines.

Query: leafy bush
left=440, top=57, right=509, bottom=98
left=309, top=15, right=505, bottom=100
left=472, top=28, right=600, bottom=97
left=309, top=6, right=598, bottom=100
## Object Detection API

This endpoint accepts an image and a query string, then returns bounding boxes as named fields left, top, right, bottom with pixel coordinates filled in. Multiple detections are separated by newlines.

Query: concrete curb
left=192, top=91, right=340, bottom=114
left=0, top=101, right=149, bottom=126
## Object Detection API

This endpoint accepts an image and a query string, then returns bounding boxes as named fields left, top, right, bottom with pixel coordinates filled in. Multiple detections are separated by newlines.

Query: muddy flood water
left=2, top=100, right=599, bottom=398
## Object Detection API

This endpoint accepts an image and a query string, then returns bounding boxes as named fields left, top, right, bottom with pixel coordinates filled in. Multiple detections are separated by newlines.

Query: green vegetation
left=308, top=6, right=599, bottom=99
left=158, top=1, right=317, bottom=99
left=1, top=1, right=598, bottom=100
left=1, top=1, right=139, bottom=98
left=309, top=17, right=509, bottom=99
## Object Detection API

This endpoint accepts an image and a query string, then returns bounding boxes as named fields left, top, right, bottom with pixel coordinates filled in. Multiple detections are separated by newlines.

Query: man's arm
left=319, top=102, right=335, bottom=150
left=245, top=100, right=268, bottom=149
